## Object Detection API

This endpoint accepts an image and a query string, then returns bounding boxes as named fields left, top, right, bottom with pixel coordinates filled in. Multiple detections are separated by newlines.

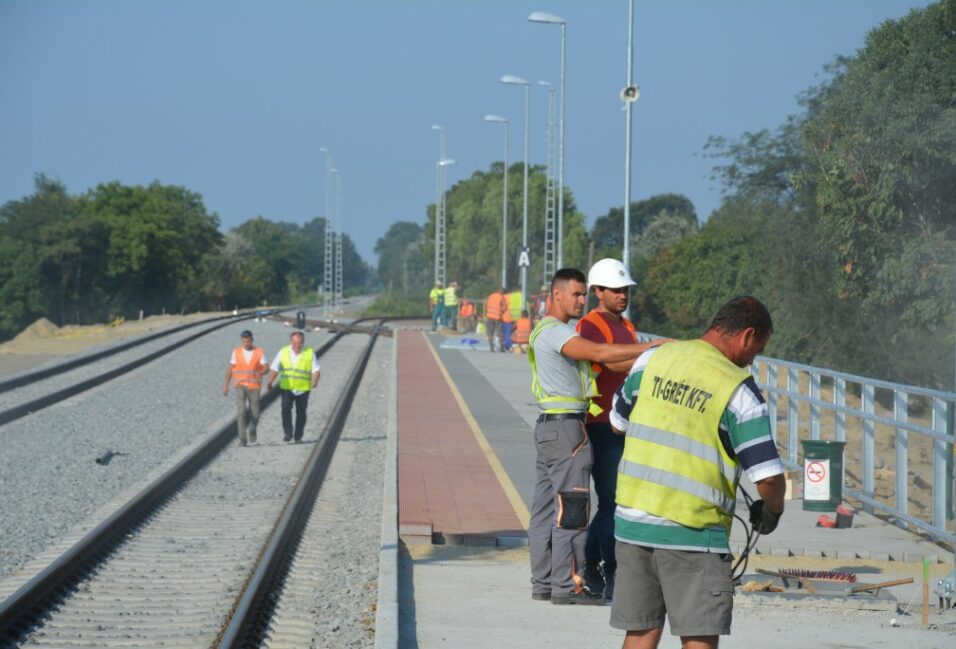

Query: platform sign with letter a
left=517, top=246, right=531, bottom=268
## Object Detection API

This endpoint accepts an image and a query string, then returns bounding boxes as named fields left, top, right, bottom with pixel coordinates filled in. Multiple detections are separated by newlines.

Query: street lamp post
left=484, top=115, right=509, bottom=288
left=529, top=11, right=567, bottom=268
left=622, top=0, right=640, bottom=320
left=334, top=170, right=344, bottom=311
left=501, top=74, right=531, bottom=311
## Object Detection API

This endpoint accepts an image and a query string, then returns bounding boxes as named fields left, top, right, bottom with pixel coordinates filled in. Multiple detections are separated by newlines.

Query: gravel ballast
left=0, top=309, right=365, bottom=580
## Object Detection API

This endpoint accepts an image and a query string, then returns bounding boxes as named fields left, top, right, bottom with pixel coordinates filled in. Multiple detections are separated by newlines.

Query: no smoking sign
left=804, top=458, right=831, bottom=501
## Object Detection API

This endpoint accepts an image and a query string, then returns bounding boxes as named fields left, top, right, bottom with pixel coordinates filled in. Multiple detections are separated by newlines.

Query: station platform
left=389, top=329, right=956, bottom=649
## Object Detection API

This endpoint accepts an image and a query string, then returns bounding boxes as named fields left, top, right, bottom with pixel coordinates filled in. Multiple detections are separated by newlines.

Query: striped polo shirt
left=609, top=346, right=784, bottom=553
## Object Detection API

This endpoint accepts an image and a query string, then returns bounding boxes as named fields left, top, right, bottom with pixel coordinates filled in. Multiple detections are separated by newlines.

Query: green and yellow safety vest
left=528, top=317, right=601, bottom=415
left=617, top=340, right=750, bottom=532
left=278, top=346, right=315, bottom=392
left=443, top=285, right=458, bottom=307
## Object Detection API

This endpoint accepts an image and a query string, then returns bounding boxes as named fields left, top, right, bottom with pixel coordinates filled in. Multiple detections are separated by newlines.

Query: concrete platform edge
left=374, top=339, right=399, bottom=649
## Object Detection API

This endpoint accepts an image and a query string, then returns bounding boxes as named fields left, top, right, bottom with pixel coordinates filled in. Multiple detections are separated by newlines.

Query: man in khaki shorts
left=608, top=297, right=786, bottom=648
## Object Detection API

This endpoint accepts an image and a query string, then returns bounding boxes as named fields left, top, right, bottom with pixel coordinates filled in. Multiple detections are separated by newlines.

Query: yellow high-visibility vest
left=278, top=346, right=315, bottom=392
left=617, top=340, right=750, bottom=532
left=443, top=286, right=458, bottom=307
left=528, top=317, right=601, bottom=415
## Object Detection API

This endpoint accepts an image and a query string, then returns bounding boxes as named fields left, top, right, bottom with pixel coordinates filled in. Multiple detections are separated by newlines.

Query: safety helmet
left=587, top=258, right=636, bottom=290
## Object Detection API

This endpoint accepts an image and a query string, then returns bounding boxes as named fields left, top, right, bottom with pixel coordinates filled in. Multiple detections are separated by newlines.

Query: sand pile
left=11, top=318, right=60, bottom=343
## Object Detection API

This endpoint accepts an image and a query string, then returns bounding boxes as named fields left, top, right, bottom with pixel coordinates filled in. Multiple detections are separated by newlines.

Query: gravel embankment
left=0, top=308, right=361, bottom=580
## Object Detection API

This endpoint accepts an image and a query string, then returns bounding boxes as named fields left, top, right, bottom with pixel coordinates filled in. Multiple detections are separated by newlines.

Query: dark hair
left=551, top=267, right=586, bottom=293
left=708, top=296, right=773, bottom=338
left=290, top=331, right=305, bottom=342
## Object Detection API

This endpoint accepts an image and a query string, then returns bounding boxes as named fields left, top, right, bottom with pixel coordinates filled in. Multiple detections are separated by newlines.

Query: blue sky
left=0, top=0, right=932, bottom=262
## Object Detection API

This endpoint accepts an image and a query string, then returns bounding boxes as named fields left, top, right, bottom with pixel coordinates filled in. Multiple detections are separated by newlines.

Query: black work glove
left=748, top=499, right=782, bottom=535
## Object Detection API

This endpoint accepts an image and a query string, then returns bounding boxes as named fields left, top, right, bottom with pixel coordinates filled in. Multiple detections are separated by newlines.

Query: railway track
left=0, top=318, right=400, bottom=647
left=0, top=315, right=424, bottom=648
left=0, top=306, right=325, bottom=427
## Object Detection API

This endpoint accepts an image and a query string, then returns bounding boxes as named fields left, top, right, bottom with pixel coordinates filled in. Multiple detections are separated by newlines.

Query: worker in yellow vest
left=222, top=329, right=269, bottom=447
left=608, top=296, right=785, bottom=648
left=429, top=281, right=445, bottom=332
left=527, top=268, right=653, bottom=606
left=443, top=281, right=459, bottom=331
left=267, top=331, right=320, bottom=443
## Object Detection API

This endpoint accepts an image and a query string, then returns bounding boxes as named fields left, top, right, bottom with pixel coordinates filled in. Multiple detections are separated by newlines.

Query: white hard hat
left=588, top=258, right=636, bottom=290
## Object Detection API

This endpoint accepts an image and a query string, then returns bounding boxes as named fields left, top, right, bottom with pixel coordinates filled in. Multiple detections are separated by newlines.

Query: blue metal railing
left=636, top=332, right=955, bottom=547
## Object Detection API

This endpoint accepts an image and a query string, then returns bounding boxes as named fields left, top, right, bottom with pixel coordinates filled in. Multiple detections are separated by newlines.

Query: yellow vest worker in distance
left=443, top=281, right=459, bottom=330
left=429, top=281, right=445, bottom=332
left=608, top=296, right=786, bottom=649
left=222, top=329, right=268, bottom=447
left=527, top=268, right=658, bottom=607
left=267, top=331, right=320, bottom=443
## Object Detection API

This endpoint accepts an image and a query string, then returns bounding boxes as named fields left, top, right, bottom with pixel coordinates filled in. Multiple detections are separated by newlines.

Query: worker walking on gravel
left=267, top=331, right=320, bottom=443
left=609, top=296, right=786, bottom=649
left=527, top=268, right=657, bottom=606
left=576, top=258, right=666, bottom=600
left=222, top=330, right=268, bottom=447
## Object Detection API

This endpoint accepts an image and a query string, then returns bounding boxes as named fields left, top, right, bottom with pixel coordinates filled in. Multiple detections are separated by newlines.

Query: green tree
left=590, top=194, right=698, bottom=262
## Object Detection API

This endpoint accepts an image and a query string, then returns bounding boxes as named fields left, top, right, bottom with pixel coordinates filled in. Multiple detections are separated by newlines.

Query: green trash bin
left=801, top=440, right=845, bottom=512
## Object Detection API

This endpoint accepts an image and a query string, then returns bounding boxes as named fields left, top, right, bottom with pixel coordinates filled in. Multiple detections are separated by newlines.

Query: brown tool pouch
left=557, top=491, right=589, bottom=529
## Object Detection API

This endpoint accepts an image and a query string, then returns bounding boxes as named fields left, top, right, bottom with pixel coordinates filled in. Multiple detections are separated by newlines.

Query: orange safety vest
left=485, top=292, right=507, bottom=321
left=511, top=317, right=533, bottom=344
left=460, top=300, right=475, bottom=318
left=232, top=347, right=265, bottom=389
left=502, top=293, right=513, bottom=323
left=577, top=311, right=636, bottom=373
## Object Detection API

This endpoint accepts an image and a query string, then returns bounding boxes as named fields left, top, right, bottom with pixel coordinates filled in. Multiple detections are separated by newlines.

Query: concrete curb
left=374, top=339, right=399, bottom=649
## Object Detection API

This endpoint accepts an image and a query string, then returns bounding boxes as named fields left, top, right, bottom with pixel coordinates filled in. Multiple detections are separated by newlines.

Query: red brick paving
left=397, top=330, right=526, bottom=542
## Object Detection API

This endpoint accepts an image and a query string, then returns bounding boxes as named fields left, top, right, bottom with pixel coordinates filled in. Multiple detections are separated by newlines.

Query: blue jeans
left=501, top=322, right=513, bottom=350
left=585, top=422, right=625, bottom=574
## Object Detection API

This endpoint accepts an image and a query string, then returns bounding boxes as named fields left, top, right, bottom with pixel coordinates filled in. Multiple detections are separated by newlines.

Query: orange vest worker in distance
left=511, top=311, right=533, bottom=352
left=485, top=288, right=508, bottom=353
left=222, top=330, right=269, bottom=447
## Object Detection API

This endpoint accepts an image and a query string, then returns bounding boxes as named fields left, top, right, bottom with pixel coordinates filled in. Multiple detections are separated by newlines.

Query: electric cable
left=732, top=486, right=761, bottom=582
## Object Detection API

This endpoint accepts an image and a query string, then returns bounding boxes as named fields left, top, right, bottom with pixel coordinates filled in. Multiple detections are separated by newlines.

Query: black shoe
left=294, top=437, right=302, bottom=444
left=283, top=435, right=292, bottom=443
left=604, top=572, right=615, bottom=602
left=551, top=589, right=605, bottom=606
left=531, top=591, right=551, bottom=601
left=583, top=563, right=605, bottom=596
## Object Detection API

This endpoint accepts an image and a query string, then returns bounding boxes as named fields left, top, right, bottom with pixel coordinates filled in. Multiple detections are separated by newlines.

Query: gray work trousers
left=529, top=416, right=593, bottom=596
left=236, top=386, right=261, bottom=444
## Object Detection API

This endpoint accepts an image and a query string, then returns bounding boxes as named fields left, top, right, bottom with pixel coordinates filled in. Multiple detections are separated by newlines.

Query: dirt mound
left=12, top=318, right=60, bottom=343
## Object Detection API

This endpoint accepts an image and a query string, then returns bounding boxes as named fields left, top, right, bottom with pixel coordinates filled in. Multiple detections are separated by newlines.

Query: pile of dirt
left=11, top=318, right=59, bottom=343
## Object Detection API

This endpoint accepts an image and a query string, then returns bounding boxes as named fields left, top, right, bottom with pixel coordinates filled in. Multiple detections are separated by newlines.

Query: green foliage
left=0, top=176, right=373, bottom=341
left=375, top=221, right=426, bottom=293
left=591, top=194, right=698, bottom=262
left=361, top=293, right=429, bottom=317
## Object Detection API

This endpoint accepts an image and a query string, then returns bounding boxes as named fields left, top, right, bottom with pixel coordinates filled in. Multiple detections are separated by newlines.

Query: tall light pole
left=502, top=74, right=530, bottom=311
left=435, top=158, right=456, bottom=287
left=431, top=125, right=446, bottom=286
left=320, top=147, right=333, bottom=316
left=334, top=170, right=344, bottom=311
left=484, top=115, right=509, bottom=288
left=529, top=11, right=567, bottom=268
left=538, top=80, right=557, bottom=286
left=621, top=0, right=640, bottom=320
left=328, top=168, right=340, bottom=313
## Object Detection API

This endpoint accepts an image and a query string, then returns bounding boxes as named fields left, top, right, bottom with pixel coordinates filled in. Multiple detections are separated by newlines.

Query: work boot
left=583, top=562, right=605, bottom=596
left=531, top=590, right=551, bottom=602
left=551, top=588, right=605, bottom=606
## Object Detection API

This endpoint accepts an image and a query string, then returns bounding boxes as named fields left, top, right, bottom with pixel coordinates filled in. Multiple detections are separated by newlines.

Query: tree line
left=0, top=176, right=371, bottom=341
left=375, top=0, right=956, bottom=389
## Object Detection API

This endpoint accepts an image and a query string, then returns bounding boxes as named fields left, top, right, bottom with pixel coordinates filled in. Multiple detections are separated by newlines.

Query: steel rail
left=0, top=325, right=347, bottom=636
left=0, top=313, right=242, bottom=395
left=215, top=322, right=384, bottom=648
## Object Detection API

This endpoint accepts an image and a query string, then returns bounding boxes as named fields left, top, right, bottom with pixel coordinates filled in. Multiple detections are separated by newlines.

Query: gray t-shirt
left=531, top=318, right=586, bottom=412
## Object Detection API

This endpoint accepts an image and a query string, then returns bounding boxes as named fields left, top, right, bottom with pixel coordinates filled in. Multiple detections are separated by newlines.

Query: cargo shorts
left=610, top=541, right=734, bottom=637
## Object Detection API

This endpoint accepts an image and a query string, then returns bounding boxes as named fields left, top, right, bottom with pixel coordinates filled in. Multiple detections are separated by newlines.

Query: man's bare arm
left=561, top=336, right=646, bottom=365
left=755, top=474, right=785, bottom=514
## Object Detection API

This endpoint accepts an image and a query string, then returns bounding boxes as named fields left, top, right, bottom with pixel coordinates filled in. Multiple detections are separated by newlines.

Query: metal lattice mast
left=334, top=172, right=344, bottom=310
left=322, top=151, right=334, bottom=317
left=432, top=126, right=447, bottom=287
left=542, top=82, right=557, bottom=286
